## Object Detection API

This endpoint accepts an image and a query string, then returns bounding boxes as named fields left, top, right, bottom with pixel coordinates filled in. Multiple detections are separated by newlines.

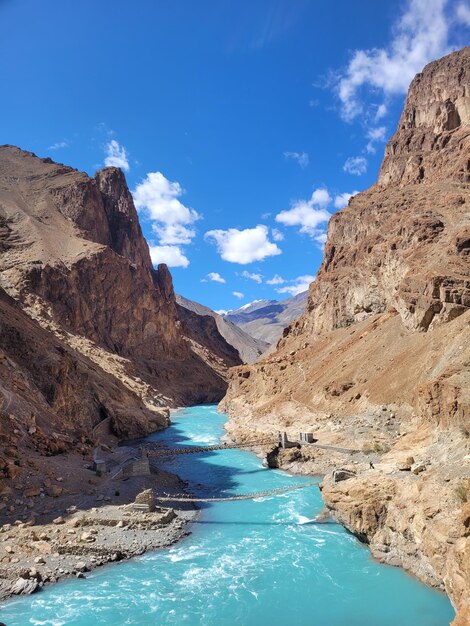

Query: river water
left=2, top=405, right=454, bottom=625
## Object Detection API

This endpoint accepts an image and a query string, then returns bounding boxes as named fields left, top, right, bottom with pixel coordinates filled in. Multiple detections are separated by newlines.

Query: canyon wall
left=221, top=47, right=470, bottom=622
left=0, top=145, right=240, bottom=514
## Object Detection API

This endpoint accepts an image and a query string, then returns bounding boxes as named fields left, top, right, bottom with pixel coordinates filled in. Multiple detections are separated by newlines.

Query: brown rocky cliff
left=0, top=145, right=236, bottom=411
left=0, top=144, right=241, bottom=533
left=221, top=47, right=470, bottom=622
left=176, top=302, right=243, bottom=374
left=379, top=46, right=470, bottom=188
left=286, top=48, right=470, bottom=340
left=0, top=284, right=169, bottom=477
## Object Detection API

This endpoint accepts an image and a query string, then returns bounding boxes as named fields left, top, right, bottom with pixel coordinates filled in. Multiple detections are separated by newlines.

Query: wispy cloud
left=276, top=274, right=315, bottom=296
left=266, top=274, right=285, bottom=285
left=336, top=0, right=455, bottom=122
left=456, top=2, right=470, bottom=25
left=48, top=141, right=68, bottom=150
left=343, top=156, right=367, bottom=176
left=242, top=270, right=263, bottom=284
left=104, top=139, right=130, bottom=171
left=204, top=272, right=226, bottom=284
left=366, top=126, right=387, bottom=154
left=284, top=151, right=309, bottom=169
left=205, top=225, right=281, bottom=264
left=232, top=291, right=244, bottom=299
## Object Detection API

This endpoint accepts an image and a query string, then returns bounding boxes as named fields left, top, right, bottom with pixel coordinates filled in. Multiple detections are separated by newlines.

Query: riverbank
left=0, top=439, right=198, bottom=601
left=221, top=405, right=467, bottom=623
left=1, top=405, right=454, bottom=625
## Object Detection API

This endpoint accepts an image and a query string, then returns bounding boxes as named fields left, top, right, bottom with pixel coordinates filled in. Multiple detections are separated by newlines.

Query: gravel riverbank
left=0, top=442, right=198, bottom=602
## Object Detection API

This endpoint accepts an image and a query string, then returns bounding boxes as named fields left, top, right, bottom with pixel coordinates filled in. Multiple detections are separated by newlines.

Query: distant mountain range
left=224, top=291, right=308, bottom=346
left=176, top=291, right=309, bottom=363
left=176, top=295, right=269, bottom=363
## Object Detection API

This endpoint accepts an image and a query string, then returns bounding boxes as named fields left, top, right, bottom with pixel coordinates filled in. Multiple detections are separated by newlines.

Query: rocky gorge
left=0, top=42, right=468, bottom=626
left=221, top=47, right=470, bottom=624
left=0, top=145, right=244, bottom=596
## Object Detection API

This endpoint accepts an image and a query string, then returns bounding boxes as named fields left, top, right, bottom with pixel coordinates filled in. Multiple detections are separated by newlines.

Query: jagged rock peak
left=154, top=262, right=176, bottom=301
left=94, top=166, right=154, bottom=271
left=379, top=46, right=470, bottom=187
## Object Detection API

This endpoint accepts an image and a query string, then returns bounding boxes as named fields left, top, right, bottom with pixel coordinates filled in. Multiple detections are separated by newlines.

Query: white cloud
left=148, top=245, right=189, bottom=268
left=205, top=225, right=281, bottom=264
left=375, top=104, right=388, bottom=120
left=276, top=274, right=315, bottom=296
left=366, top=126, right=387, bottom=153
left=334, top=190, right=360, bottom=209
left=310, top=188, right=332, bottom=208
left=337, top=0, right=452, bottom=121
left=242, top=270, right=263, bottom=284
left=275, top=188, right=331, bottom=238
left=152, top=223, right=196, bottom=246
left=104, top=139, right=130, bottom=171
left=456, top=2, right=470, bottom=25
left=233, top=291, right=244, bottom=299
left=48, top=141, right=68, bottom=150
left=314, top=232, right=328, bottom=246
left=284, top=151, right=309, bottom=169
left=215, top=309, right=228, bottom=315
left=343, top=156, right=367, bottom=176
left=205, top=272, right=226, bottom=284
left=271, top=228, right=284, bottom=241
left=266, top=274, right=285, bottom=285
left=133, top=172, right=200, bottom=246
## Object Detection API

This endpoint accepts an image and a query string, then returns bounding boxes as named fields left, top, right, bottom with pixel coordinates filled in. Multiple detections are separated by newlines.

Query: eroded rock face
left=379, top=46, right=470, bottom=187
left=0, top=144, right=241, bottom=510
left=221, top=47, right=470, bottom=622
left=0, top=285, right=169, bottom=488
left=0, top=145, right=235, bottom=409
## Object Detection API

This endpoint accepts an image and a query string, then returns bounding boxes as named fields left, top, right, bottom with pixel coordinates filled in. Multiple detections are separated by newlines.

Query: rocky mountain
left=0, top=145, right=241, bottom=507
left=176, top=295, right=268, bottom=363
left=224, top=291, right=308, bottom=346
left=221, top=47, right=470, bottom=624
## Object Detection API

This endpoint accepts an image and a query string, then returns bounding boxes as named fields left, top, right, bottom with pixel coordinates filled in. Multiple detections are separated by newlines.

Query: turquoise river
left=1, top=405, right=455, bottom=625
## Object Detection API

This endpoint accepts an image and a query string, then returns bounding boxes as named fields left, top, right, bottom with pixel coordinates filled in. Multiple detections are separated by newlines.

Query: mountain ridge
left=224, top=291, right=308, bottom=346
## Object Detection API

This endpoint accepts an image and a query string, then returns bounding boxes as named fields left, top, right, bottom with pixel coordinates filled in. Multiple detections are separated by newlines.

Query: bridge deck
left=153, top=481, right=320, bottom=502
left=144, top=440, right=359, bottom=457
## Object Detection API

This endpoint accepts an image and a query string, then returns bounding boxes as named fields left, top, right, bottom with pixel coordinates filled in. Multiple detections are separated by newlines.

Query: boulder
left=411, top=462, right=427, bottom=475
left=75, top=561, right=89, bottom=573
left=134, top=489, right=156, bottom=512
left=333, top=468, right=356, bottom=483
left=10, top=577, right=39, bottom=595
left=397, top=456, right=415, bottom=471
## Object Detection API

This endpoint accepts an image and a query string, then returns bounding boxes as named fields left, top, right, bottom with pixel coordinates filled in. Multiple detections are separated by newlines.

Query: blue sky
left=1, top=0, right=469, bottom=311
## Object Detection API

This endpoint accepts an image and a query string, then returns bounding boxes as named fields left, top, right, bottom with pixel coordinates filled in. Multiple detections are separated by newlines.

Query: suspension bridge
left=153, top=480, right=321, bottom=502
left=143, top=438, right=276, bottom=457
left=143, top=438, right=359, bottom=458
